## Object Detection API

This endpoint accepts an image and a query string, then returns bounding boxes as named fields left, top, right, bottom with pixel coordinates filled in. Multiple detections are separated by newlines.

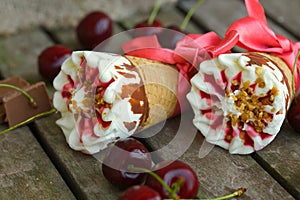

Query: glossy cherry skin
left=117, top=185, right=162, bottom=200
left=158, top=25, right=187, bottom=49
left=287, top=96, right=300, bottom=133
left=135, top=19, right=163, bottom=29
left=145, top=160, right=199, bottom=199
left=38, top=45, right=71, bottom=81
left=76, top=11, right=113, bottom=49
left=102, top=138, right=152, bottom=188
left=132, top=19, right=163, bottom=37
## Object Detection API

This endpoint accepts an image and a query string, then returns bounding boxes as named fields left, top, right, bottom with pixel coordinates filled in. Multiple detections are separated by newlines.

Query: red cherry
left=132, top=19, right=163, bottom=37
left=76, top=11, right=113, bottom=49
left=135, top=19, right=163, bottom=29
left=158, top=25, right=187, bottom=49
left=102, top=138, right=152, bottom=188
left=145, top=160, right=199, bottom=199
left=117, top=185, right=162, bottom=200
left=38, top=45, right=71, bottom=81
left=287, top=96, right=300, bottom=133
left=166, top=25, right=187, bottom=34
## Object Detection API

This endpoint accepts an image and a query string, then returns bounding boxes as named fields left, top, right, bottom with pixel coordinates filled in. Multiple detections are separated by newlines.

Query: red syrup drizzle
left=198, top=66, right=274, bottom=148
left=203, top=74, right=225, bottom=96
left=230, top=72, right=242, bottom=91
left=94, top=78, right=115, bottom=129
left=61, top=75, right=75, bottom=110
left=224, top=122, right=234, bottom=144
left=220, top=70, right=227, bottom=84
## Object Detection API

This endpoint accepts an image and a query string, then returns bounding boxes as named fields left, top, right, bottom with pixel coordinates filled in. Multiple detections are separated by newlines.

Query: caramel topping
left=226, top=80, right=278, bottom=133
left=244, top=52, right=271, bottom=67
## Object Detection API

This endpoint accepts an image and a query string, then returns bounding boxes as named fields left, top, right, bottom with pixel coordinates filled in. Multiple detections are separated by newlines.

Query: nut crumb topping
left=226, top=79, right=279, bottom=133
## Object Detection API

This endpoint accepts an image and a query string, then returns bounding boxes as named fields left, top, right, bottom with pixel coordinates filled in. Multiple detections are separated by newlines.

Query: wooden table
left=0, top=0, right=299, bottom=199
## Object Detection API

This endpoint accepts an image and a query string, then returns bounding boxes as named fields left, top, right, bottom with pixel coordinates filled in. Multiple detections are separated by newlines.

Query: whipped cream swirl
left=187, top=53, right=290, bottom=154
left=53, top=51, right=147, bottom=154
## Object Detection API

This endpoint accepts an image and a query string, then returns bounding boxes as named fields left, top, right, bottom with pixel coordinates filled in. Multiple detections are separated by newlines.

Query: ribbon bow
left=122, top=32, right=237, bottom=115
left=225, top=0, right=300, bottom=91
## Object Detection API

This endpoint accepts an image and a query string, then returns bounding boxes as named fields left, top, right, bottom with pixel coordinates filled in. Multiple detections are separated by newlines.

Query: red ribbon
left=122, top=32, right=237, bottom=116
left=121, top=0, right=300, bottom=118
left=225, top=0, right=300, bottom=91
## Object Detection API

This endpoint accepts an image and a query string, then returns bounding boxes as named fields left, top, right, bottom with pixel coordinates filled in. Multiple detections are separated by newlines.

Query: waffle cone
left=125, top=55, right=178, bottom=128
left=258, top=53, right=294, bottom=104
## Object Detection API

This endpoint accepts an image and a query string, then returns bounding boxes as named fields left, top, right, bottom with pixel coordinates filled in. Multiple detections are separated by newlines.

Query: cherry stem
left=292, top=50, right=300, bottom=104
left=199, top=188, right=247, bottom=200
left=180, top=0, right=205, bottom=31
left=0, top=108, right=56, bottom=136
left=0, top=83, right=37, bottom=107
left=148, top=0, right=161, bottom=25
left=171, top=178, right=184, bottom=195
left=127, top=165, right=180, bottom=200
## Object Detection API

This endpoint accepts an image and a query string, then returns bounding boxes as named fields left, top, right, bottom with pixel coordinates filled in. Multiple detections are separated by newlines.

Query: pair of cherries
left=102, top=137, right=199, bottom=200
left=38, top=11, right=113, bottom=81
left=38, top=10, right=188, bottom=81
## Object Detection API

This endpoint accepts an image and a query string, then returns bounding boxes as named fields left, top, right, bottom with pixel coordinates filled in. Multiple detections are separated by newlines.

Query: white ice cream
left=187, top=53, right=290, bottom=154
left=53, top=51, right=144, bottom=154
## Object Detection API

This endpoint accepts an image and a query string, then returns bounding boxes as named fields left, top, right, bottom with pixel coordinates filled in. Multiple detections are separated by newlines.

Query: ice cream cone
left=187, top=52, right=292, bottom=154
left=125, top=55, right=178, bottom=128
left=53, top=51, right=180, bottom=154
left=258, top=53, right=294, bottom=104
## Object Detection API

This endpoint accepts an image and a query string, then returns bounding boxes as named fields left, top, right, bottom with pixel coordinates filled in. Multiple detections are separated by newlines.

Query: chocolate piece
left=3, top=82, right=53, bottom=127
left=0, top=76, right=30, bottom=123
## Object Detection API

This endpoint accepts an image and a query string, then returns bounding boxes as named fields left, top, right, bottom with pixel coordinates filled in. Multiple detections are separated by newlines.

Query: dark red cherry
left=117, top=185, right=162, bottom=200
left=158, top=25, right=187, bottom=49
left=102, top=138, right=152, bottom=188
left=38, top=45, right=71, bottom=81
left=132, top=19, right=163, bottom=37
left=167, top=25, right=187, bottom=34
left=76, top=11, right=113, bottom=49
left=287, top=96, right=300, bottom=133
left=145, top=160, right=199, bottom=199
left=135, top=19, right=163, bottom=29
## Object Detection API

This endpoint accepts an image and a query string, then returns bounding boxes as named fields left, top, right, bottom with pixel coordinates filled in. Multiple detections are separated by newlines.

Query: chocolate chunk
left=3, top=82, right=53, bottom=127
left=0, top=76, right=30, bottom=123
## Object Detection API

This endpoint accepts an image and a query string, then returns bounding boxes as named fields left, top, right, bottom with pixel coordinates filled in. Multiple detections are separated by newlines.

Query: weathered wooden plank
left=177, top=0, right=297, bottom=41
left=0, top=29, right=52, bottom=83
left=51, top=24, right=127, bottom=51
left=120, top=2, right=203, bottom=34
left=139, top=111, right=294, bottom=199
left=0, top=28, right=56, bottom=96
left=253, top=122, right=300, bottom=199
left=31, top=113, right=123, bottom=200
left=0, top=125, right=75, bottom=200
left=261, top=0, right=300, bottom=39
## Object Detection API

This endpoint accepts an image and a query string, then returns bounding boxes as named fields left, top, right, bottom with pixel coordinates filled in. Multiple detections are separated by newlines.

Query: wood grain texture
left=178, top=0, right=297, bottom=40
left=31, top=113, right=123, bottom=200
left=0, top=29, right=52, bottom=83
left=120, top=3, right=203, bottom=34
left=140, top=111, right=294, bottom=199
left=261, top=0, right=300, bottom=39
left=253, top=122, right=300, bottom=199
left=0, top=28, right=56, bottom=97
left=0, top=125, right=75, bottom=200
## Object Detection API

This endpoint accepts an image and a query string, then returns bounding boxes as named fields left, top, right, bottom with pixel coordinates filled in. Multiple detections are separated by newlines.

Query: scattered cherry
left=132, top=19, right=163, bottom=37
left=117, top=185, right=162, bottom=200
left=145, top=160, right=199, bottom=199
left=76, top=11, right=113, bottom=49
left=134, top=19, right=163, bottom=29
left=102, top=138, right=152, bottom=188
left=158, top=25, right=187, bottom=49
left=287, top=96, right=300, bottom=133
left=38, top=45, right=71, bottom=81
